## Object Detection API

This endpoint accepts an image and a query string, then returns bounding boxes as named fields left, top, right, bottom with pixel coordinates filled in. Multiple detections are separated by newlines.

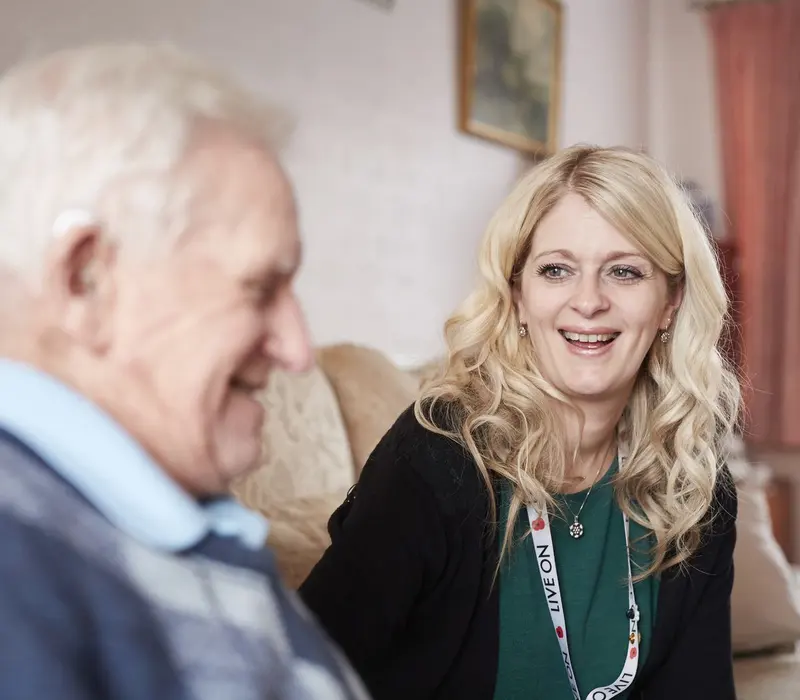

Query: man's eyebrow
left=276, top=241, right=302, bottom=276
left=250, top=240, right=302, bottom=281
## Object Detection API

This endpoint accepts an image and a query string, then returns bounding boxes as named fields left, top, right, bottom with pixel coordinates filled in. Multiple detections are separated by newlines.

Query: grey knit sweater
left=0, top=429, right=369, bottom=700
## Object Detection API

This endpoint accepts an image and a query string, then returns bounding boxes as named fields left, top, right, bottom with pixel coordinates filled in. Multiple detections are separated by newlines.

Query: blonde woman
left=300, top=146, right=740, bottom=700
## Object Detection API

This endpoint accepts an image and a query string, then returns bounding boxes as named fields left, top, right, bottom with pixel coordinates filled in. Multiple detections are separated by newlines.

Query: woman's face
left=516, top=193, right=679, bottom=405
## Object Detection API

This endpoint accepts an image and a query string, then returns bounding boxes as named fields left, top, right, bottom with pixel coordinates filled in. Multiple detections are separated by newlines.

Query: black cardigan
left=299, top=406, right=738, bottom=700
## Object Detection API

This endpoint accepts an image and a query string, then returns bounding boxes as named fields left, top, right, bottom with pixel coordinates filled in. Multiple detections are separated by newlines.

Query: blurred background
left=0, top=0, right=723, bottom=367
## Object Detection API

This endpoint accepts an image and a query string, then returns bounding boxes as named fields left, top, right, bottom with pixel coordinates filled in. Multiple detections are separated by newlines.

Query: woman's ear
left=512, top=282, right=528, bottom=326
left=661, top=280, right=684, bottom=329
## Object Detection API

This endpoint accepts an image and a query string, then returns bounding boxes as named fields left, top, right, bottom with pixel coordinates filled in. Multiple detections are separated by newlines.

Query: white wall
left=647, top=0, right=724, bottom=210
left=560, top=0, right=648, bottom=149
left=0, top=0, right=648, bottom=366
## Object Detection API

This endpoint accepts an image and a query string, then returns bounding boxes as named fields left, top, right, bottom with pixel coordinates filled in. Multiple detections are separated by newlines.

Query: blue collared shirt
left=0, top=359, right=268, bottom=552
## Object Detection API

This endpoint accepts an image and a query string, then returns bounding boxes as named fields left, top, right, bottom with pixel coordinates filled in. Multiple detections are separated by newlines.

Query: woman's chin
left=557, top=378, right=630, bottom=403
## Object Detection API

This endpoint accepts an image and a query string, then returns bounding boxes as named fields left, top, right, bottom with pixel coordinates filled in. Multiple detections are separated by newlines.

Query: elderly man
left=0, top=44, right=368, bottom=700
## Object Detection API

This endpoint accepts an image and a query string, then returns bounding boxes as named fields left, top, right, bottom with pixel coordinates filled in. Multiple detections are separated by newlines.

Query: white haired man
left=0, top=44, right=368, bottom=699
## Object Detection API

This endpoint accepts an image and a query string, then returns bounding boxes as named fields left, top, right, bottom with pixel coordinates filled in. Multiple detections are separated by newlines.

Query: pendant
left=569, top=518, right=584, bottom=539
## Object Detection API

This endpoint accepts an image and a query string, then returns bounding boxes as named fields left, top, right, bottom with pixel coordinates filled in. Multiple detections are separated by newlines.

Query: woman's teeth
left=561, top=331, right=618, bottom=343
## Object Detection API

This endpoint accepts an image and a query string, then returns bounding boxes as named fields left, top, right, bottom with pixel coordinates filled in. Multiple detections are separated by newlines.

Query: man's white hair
left=0, top=42, right=289, bottom=279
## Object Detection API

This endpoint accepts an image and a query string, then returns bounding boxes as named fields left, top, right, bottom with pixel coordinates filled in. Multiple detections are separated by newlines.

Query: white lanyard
left=525, top=467, right=639, bottom=699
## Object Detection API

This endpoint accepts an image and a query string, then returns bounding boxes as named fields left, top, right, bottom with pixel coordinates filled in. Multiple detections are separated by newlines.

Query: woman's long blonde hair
left=415, top=145, right=741, bottom=577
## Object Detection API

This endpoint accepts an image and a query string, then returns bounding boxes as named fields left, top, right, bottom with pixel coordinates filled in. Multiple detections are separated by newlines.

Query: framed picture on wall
left=458, top=0, right=563, bottom=156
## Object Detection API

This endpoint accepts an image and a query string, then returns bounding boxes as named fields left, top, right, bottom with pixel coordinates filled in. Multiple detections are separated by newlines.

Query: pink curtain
left=708, top=0, right=800, bottom=448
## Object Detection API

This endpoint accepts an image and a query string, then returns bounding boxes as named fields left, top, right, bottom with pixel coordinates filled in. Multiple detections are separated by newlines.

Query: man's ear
left=41, top=218, right=116, bottom=352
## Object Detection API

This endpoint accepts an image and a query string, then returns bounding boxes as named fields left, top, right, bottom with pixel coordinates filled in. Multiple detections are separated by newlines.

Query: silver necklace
left=562, top=458, right=608, bottom=539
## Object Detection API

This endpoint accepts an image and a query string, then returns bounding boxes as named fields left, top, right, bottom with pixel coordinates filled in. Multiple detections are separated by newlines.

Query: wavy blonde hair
left=415, top=145, right=741, bottom=577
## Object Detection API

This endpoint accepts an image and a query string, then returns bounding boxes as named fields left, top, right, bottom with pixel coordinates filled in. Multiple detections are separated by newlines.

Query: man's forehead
left=185, top=209, right=300, bottom=276
left=177, top=129, right=300, bottom=274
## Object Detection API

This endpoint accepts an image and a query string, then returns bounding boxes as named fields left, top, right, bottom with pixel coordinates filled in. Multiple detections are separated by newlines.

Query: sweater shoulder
left=364, top=402, right=490, bottom=519
left=712, top=462, right=738, bottom=530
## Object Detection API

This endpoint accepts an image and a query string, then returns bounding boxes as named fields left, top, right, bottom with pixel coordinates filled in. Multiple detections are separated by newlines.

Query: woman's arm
left=638, top=472, right=738, bottom=699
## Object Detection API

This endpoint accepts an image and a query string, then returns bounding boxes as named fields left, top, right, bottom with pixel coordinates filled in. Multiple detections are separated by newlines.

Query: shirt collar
left=0, top=359, right=268, bottom=552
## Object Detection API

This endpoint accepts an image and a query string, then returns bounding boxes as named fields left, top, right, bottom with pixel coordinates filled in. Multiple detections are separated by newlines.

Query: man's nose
left=265, top=294, right=313, bottom=373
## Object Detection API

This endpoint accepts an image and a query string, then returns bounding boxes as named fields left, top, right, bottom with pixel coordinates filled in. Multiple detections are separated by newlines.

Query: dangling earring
left=660, top=318, right=672, bottom=344
left=518, top=324, right=528, bottom=338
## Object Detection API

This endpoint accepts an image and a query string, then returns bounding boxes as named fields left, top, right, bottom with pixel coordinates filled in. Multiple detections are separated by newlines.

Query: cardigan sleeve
left=298, top=418, right=450, bottom=673
left=637, top=469, right=739, bottom=700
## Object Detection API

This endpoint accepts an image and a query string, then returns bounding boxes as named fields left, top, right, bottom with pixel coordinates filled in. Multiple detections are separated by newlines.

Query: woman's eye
left=610, top=265, right=642, bottom=281
left=536, top=264, right=569, bottom=279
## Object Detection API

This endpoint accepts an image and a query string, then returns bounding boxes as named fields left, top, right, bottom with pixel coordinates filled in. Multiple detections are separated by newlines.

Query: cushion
left=733, top=646, right=800, bottom=700
left=231, top=363, right=355, bottom=512
left=407, top=357, right=444, bottom=387
left=728, top=437, right=800, bottom=653
left=260, top=493, right=343, bottom=589
left=317, top=343, right=419, bottom=473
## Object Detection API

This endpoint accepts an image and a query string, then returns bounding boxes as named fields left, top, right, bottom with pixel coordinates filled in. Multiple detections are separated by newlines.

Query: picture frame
left=458, top=0, right=563, bottom=157
left=356, top=0, right=396, bottom=10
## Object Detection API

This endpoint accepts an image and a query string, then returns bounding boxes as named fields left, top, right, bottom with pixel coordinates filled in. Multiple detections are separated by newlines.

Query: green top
left=494, top=460, right=660, bottom=699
